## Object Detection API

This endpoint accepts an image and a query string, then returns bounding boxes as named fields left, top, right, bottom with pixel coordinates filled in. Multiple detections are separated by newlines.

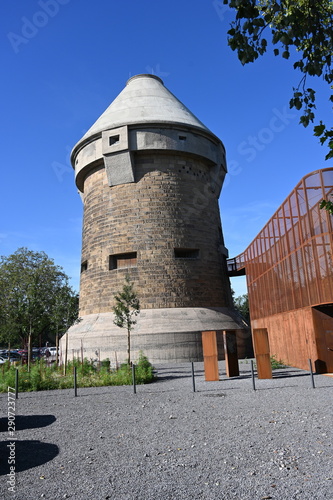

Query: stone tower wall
left=79, top=151, right=233, bottom=316
left=62, top=75, right=251, bottom=364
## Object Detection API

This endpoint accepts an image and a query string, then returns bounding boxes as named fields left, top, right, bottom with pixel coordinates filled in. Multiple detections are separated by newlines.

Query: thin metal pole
left=191, top=362, right=196, bottom=392
left=15, top=368, right=19, bottom=399
left=132, top=363, right=136, bottom=394
left=308, top=359, right=315, bottom=389
left=251, top=360, right=256, bottom=391
left=74, top=366, right=77, bottom=397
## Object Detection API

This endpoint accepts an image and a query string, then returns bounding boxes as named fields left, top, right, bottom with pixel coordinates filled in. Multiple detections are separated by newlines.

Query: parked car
left=19, top=349, right=42, bottom=361
left=0, top=356, right=6, bottom=364
left=1, top=351, right=22, bottom=363
left=47, top=347, right=58, bottom=356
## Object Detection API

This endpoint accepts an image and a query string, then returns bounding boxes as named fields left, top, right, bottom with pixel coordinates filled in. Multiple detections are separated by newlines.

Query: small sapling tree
left=113, top=275, right=140, bottom=366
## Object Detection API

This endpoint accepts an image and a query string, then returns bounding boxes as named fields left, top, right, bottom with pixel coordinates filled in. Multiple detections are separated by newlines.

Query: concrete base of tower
left=60, top=307, right=252, bottom=366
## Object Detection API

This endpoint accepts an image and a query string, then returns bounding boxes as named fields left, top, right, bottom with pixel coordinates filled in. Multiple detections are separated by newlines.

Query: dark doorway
left=312, top=304, right=333, bottom=373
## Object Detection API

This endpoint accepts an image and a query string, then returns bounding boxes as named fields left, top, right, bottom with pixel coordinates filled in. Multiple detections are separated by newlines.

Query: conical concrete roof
left=76, top=74, right=211, bottom=146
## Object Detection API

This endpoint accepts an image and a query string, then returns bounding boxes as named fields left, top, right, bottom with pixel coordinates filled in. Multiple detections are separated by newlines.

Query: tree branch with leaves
left=320, top=194, right=333, bottom=215
left=234, top=293, right=250, bottom=325
left=224, top=0, right=333, bottom=159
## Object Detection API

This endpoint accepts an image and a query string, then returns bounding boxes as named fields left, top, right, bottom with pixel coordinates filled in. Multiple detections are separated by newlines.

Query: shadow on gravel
left=0, top=414, right=56, bottom=433
left=220, top=374, right=252, bottom=380
left=0, top=440, right=59, bottom=475
left=155, top=368, right=198, bottom=380
left=261, top=383, right=332, bottom=390
left=198, top=386, right=240, bottom=392
left=154, top=373, right=190, bottom=382
left=202, top=393, right=226, bottom=397
left=271, top=371, right=310, bottom=379
left=253, top=385, right=298, bottom=390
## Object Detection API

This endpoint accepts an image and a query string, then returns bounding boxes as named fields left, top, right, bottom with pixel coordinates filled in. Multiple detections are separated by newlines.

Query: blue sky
left=1, top=0, right=332, bottom=297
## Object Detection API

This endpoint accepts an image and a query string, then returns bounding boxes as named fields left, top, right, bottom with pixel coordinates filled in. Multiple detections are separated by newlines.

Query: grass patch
left=0, top=352, right=155, bottom=392
left=251, top=355, right=287, bottom=371
left=270, top=354, right=287, bottom=369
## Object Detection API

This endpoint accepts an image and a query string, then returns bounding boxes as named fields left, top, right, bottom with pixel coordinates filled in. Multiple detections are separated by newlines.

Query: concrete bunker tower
left=65, top=74, right=244, bottom=363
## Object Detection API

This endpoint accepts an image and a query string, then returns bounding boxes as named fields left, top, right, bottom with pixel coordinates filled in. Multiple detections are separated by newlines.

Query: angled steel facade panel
left=228, top=168, right=333, bottom=372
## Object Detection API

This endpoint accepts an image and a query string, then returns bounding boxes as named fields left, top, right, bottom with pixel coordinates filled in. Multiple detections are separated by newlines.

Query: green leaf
left=300, top=115, right=309, bottom=127
left=314, top=123, right=325, bottom=136
left=280, top=34, right=290, bottom=45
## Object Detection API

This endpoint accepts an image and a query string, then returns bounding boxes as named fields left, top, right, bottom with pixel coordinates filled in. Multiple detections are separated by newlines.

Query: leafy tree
left=113, top=275, right=140, bottom=366
left=223, top=0, right=333, bottom=159
left=0, top=248, right=79, bottom=364
left=51, top=284, right=79, bottom=365
left=234, top=293, right=250, bottom=324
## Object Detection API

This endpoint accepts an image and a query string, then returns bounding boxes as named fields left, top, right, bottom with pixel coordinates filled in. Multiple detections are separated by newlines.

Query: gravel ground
left=1, top=361, right=333, bottom=500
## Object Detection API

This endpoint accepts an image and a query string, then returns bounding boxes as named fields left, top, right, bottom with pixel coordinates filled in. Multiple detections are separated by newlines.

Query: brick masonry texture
left=79, top=151, right=233, bottom=316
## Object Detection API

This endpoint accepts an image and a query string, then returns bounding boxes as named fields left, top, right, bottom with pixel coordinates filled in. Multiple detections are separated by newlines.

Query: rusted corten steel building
left=63, top=74, right=247, bottom=364
left=228, top=168, right=333, bottom=373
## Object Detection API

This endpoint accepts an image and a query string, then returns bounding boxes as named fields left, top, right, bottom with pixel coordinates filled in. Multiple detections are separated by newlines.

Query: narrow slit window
left=81, top=261, right=88, bottom=273
left=109, top=135, right=120, bottom=146
left=109, top=252, right=137, bottom=270
left=174, top=248, right=199, bottom=259
left=179, top=135, right=186, bottom=141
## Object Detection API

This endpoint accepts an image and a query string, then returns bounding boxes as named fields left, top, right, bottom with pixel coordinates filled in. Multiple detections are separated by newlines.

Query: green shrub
left=270, top=354, right=287, bottom=369
left=0, top=365, right=16, bottom=392
left=30, top=363, right=43, bottom=391
left=135, top=352, right=155, bottom=383
left=110, top=364, right=132, bottom=385
left=0, top=352, right=155, bottom=392
left=101, top=358, right=110, bottom=371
